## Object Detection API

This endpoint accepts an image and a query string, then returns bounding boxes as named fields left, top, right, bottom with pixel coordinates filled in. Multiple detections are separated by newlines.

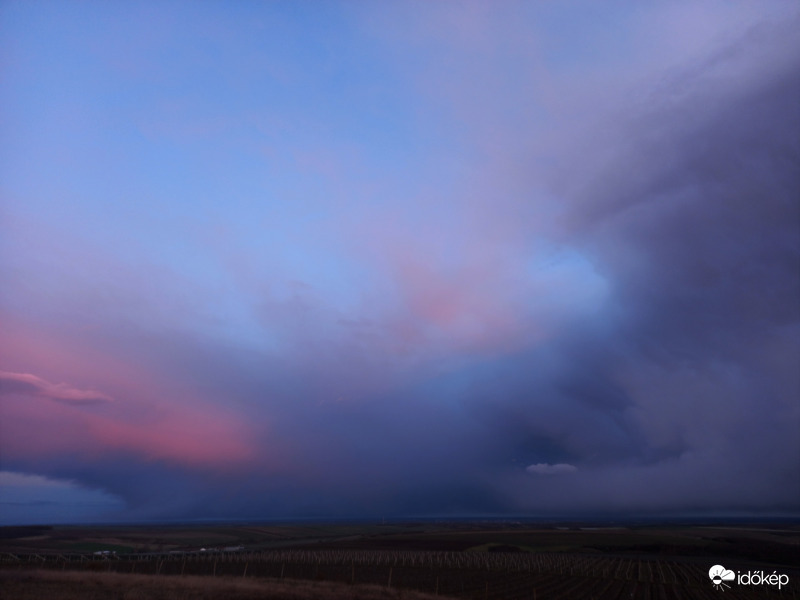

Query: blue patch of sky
left=1, top=2, right=441, bottom=253
left=527, top=243, right=610, bottom=316
left=534, top=1, right=642, bottom=74
left=1, top=1, right=447, bottom=342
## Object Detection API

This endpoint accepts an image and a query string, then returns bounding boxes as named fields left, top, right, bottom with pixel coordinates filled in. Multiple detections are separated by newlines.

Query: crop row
left=2, top=551, right=790, bottom=599
left=0, top=549, right=717, bottom=582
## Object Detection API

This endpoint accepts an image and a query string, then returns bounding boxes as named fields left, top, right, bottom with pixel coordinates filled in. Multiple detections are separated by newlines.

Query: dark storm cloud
left=482, top=17, right=800, bottom=514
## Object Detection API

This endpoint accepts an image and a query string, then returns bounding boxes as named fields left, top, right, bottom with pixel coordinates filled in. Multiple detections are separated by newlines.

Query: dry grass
left=0, top=569, right=455, bottom=600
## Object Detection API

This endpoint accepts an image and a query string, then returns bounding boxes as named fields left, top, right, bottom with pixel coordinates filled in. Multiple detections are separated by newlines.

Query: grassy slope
left=0, top=570, right=455, bottom=600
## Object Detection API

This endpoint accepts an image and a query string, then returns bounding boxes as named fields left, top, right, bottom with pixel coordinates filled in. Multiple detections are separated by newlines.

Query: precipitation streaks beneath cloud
left=0, top=1, right=798, bottom=523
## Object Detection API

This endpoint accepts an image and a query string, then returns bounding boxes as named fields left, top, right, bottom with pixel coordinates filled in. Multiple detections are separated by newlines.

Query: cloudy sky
left=1, top=1, right=798, bottom=525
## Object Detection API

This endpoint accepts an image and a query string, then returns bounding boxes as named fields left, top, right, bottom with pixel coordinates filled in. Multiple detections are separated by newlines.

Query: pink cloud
left=389, top=250, right=522, bottom=353
left=85, top=407, right=256, bottom=467
left=335, top=209, right=561, bottom=361
left=2, top=383, right=257, bottom=468
left=0, top=318, right=261, bottom=469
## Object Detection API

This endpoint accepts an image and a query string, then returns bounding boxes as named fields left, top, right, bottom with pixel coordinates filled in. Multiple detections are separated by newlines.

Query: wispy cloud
left=0, top=371, right=113, bottom=405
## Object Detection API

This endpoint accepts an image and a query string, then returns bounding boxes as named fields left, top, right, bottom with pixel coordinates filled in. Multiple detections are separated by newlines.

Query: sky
left=1, top=0, right=798, bottom=525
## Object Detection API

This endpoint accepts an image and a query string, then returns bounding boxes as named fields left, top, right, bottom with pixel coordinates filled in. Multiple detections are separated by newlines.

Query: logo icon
left=709, top=565, right=735, bottom=591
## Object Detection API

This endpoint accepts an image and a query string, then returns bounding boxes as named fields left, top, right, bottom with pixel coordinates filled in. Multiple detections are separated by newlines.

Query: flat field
left=2, top=522, right=798, bottom=599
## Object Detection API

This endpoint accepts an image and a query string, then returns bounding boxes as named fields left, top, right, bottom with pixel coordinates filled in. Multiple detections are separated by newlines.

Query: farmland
left=2, top=522, right=798, bottom=599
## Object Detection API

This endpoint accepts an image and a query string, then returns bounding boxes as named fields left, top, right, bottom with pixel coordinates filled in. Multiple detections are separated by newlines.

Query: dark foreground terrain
left=0, top=570, right=450, bottom=600
left=2, top=521, right=798, bottom=599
